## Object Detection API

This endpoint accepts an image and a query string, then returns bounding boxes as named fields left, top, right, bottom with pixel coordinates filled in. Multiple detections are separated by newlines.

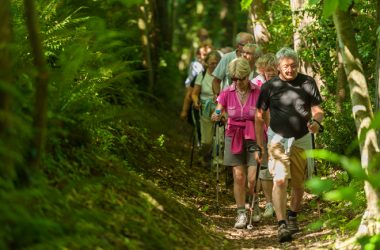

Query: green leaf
left=370, top=111, right=380, bottom=130
left=306, top=149, right=367, bottom=180
left=338, top=0, right=353, bottom=11
left=307, top=220, right=324, bottom=231
left=241, top=0, right=252, bottom=11
left=367, top=172, right=380, bottom=189
left=324, top=187, right=356, bottom=202
left=306, top=177, right=334, bottom=195
left=340, top=157, right=367, bottom=181
left=308, top=0, right=320, bottom=5
left=323, top=0, right=339, bottom=18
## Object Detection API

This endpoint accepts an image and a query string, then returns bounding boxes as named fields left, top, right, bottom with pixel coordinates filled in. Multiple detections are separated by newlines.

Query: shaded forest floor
left=154, top=115, right=349, bottom=250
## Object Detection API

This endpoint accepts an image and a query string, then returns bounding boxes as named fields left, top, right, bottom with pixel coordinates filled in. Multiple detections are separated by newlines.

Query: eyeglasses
left=280, top=64, right=298, bottom=70
left=232, top=76, right=247, bottom=81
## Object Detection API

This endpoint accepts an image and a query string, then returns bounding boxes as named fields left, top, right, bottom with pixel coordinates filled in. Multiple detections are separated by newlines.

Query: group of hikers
left=180, top=30, right=324, bottom=243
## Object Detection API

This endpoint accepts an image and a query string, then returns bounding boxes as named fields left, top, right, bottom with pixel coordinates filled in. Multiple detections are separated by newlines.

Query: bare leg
left=233, top=165, right=246, bottom=208
left=247, top=165, right=258, bottom=196
left=290, top=187, right=304, bottom=212
left=272, top=179, right=288, bottom=221
left=261, top=180, right=273, bottom=203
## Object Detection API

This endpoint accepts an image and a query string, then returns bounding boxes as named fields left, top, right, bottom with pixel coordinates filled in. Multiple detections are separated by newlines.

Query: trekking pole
left=247, top=146, right=262, bottom=230
left=189, top=106, right=201, bottom=167
left=189, top=124, right=195, bottom=167
left=215, top=109, right=222, bottom=213
left=311, top=133, right=321, bottom=218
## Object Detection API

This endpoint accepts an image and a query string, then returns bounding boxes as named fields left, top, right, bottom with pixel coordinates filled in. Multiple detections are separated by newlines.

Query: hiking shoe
left=252, top=203, right=261, bottom=222
left=263, top=203, right=275, bottom=218
left=278, top=224, right=292, bottom=242
left=288, top=216, right=299, bottom=234
left=234, top=211, right=248, bottom=229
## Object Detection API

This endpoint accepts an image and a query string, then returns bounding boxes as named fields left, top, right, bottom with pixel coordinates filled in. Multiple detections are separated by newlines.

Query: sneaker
left=288, top=216, right=299, bottom=234
left=234, top=211, right=248, bottom=229
left=252, top=203, right=261, bottom=222
left=278, top=224, right=292, bottom=242
left=263, top=203, right=275, bottom=218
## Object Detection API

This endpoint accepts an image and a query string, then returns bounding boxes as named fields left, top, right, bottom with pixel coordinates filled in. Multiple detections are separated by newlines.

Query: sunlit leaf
left=323, top=0, right=339, bottom=18
left=306, top=177, right=334, bottom=195
left=240, top=0, right=252, bottom=10
left=308, top=0, right=320, bottom=5
left=305, top=149, right=340, bottom=162
left=306, top=149, right=367, bottom=180
left=340, top=157, right=367, bottom=181
left=324, top=187, right=356, bottom=202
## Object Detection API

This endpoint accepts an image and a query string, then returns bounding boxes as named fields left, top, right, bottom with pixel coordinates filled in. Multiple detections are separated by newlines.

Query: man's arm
left=308, top=105, right=324, bottom=133
left=255, top=108, right=267, bottom=160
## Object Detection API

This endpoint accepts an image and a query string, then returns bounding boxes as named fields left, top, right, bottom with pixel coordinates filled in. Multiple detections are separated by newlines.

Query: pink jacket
left=217, top=82, right=261, bottom=154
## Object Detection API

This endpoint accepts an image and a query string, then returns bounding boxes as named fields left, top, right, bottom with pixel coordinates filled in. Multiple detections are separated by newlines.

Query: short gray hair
left=243, top=43, right=263, bottom=59
left=235, top=32, right=254, bottom=45
left=276, top=47, right=299, bottom=64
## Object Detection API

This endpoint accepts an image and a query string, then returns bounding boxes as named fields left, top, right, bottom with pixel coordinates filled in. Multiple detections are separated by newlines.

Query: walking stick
left=311, top=133, right=321, bottom=218
left=189, top=125, right=195, bottom=167
left=214, top=110, right=222, bottom=213
left=247, top=146, right=262, bottom=230
left=247, top=167, right=261, bottom=229
left=189, top=106, right=201, bottom=167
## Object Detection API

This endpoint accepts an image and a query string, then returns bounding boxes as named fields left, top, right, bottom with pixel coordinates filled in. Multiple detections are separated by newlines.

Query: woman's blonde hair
left=228, top=58, right=251, bottom=79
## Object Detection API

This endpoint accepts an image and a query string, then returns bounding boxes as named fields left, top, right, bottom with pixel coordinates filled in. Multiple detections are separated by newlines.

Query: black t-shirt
left=256, top=73, right=322, bottom=139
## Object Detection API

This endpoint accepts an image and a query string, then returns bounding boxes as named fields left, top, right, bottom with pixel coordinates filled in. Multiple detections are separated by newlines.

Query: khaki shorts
left=267, top=143, right=307, bottom=189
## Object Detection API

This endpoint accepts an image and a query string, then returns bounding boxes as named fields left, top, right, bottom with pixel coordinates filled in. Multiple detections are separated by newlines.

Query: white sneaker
left=252, top=203, right=261, bottom=222
left=234, top=211, right=248, bottom=229
left=263, top=203, right=275, bottom=218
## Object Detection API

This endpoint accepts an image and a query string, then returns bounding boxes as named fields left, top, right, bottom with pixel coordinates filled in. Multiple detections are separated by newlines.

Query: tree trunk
left=0, top=0, right=15, bottom=179
left=376, top=0, right=380, bottom=113
left=24, top=0, right=49, bottom=168
left=333, top=8, right=380, bottom=243
left=154, top=1, right=172, bottom=50
left=291, top=0, right=322, bottom=87
left=139, top=2, right=155, bottom=94
left=249, top=0, right=271, bottom=45
left=336, top=42, right=348, bottom=112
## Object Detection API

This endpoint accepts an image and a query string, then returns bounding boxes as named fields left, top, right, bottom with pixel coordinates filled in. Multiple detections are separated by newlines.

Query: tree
left=248, top=0, right=271, bottom=45
left=376, top=0, right=380, bottom=114
left=333, top=5, right=380, bottom=246
left=24, top=0, right=49, bottom=169
left=290, top=0, right=322, bottom=87
left=0, top=0, right=15, bottom=180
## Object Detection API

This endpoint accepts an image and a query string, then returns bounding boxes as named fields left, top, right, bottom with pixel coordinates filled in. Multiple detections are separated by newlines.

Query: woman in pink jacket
left=211, top=57, right=262, bottom=229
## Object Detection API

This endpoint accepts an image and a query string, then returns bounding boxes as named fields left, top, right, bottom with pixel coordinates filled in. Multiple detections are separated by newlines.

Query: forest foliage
left=0, top=0, right=379, bottom=249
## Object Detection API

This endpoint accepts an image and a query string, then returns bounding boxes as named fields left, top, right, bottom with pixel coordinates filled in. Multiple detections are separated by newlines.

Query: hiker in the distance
left=211, top=57, right=262, bottom=229
left=255, top=47, right=324, bottom=242
left=192, top=50, right=222, bottom=168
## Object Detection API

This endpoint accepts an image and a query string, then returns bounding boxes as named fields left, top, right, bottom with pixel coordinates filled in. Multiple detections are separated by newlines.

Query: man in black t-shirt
left=255, top=47, right=324, bottom=242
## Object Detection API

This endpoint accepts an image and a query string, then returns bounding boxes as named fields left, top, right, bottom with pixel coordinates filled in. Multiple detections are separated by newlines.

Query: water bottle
left=215, top=109, right=221, bottom=126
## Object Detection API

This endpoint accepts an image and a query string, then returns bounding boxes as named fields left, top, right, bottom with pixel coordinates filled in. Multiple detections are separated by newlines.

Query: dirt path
left=190, top=166, right=336, bottom=249
left=171, top=121, right=336, bottom=249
